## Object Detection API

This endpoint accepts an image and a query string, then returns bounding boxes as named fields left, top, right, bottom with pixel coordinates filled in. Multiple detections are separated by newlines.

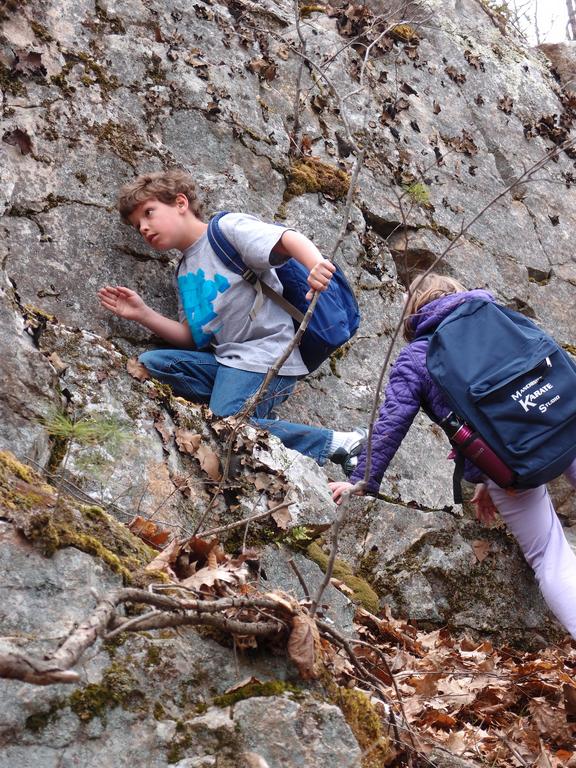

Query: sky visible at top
left=524, top=0, right=569, bottom=43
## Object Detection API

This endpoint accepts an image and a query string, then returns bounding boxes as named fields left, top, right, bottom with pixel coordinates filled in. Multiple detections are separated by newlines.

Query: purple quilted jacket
left=349, top=289, right=494, bottom=494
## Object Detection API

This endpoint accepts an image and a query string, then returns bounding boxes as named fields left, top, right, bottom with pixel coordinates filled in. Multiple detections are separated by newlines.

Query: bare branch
left=198, top=501, right=293, bottom=538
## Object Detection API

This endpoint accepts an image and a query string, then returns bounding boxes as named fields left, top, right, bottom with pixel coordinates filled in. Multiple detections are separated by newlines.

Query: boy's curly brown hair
left=117, top=168, right=204, bottom=223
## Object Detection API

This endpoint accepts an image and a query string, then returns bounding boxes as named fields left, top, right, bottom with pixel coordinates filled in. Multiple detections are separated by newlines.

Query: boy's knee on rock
left=138, top=350, right=164, bottom=373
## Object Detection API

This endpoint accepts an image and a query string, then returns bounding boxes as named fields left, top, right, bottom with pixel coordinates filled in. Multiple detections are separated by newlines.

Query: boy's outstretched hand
left=98, top=286, right=148, bottom=322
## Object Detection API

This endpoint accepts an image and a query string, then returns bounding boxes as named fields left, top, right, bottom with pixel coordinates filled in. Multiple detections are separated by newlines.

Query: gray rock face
left=233, top=697, right=362, bottom=767
left=2, top=0, right=576, bottom=763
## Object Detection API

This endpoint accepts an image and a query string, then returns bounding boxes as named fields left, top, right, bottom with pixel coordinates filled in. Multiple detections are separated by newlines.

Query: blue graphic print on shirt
left=178, top=268, right=231, bottom=348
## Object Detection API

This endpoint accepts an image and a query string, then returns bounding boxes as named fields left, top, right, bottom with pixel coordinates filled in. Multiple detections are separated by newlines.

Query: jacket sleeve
left=349, top=346, right=425, bottom=494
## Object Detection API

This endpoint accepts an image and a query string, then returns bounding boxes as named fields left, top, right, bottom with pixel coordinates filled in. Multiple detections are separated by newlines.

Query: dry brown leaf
left=528, top=698, right=575, bottom=743
left=196, top=443, right=221, bottom=481
left=154, top=416, right=173, bottom=445
left=247, top=57, right=277, bottom=81
left=287, top=614, right=320, bottom=680
left=180, top=564, right=237, bottom=589
left=417, top=707, right=458, bottom=729
left=406, top=673, right=442, bottom=697
left=263, top=591, right=299, bottom=615
left=174, top=428, right=201, bottom=454
left=145, top=537, right=182, bottom=574
left=271, top=506, right=291, bottom=530
left=223, top=676, right=263, bottom=694
left=207, top=548, right=218, bottom=570
left=128, top=515, right=170, bottom=549
left=126, top=357, right=151, bottom=381
left=181, top=536, right=223, bottom=565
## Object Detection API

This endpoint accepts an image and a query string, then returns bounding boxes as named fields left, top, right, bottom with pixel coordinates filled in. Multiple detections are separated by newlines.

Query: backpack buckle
left=242, top=268, right=258, bottom=285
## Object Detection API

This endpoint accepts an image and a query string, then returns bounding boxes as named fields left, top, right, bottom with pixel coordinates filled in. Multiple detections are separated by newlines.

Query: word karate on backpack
left=426, top=298, right=576, bottom=497
left=207, top=212, right=360, bottom=372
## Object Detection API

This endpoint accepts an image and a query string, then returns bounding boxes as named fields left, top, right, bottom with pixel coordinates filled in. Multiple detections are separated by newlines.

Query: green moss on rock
left=0, top=451, right=157, bottom=583
left=307, top=541, right=380, bottom=613
left=69, top=662, right=145, bottom=722
left=285, top=157, right=350, bottom=201
left=212, top=679, right=301, bottom=708
left=334, top=686, right=392, bottom=768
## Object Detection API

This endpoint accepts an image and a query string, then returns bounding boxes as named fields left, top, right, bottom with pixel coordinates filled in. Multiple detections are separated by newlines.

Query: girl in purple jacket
left=330, top=273, right=576, bottom=639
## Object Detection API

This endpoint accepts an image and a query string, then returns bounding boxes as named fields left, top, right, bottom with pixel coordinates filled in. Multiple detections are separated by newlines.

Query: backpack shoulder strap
left=207, top=212, right=246, bottom=276
left=207, top=212, right=305, bottom=324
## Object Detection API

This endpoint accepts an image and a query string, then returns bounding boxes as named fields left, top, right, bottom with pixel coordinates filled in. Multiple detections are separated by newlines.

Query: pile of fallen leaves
left=332, top=609, right=576, bottom=767
left=129, top=520, right=576, bottom=766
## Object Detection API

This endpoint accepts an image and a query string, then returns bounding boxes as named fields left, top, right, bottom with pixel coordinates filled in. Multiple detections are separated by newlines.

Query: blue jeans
left=139, top=349, right=332, bottom=464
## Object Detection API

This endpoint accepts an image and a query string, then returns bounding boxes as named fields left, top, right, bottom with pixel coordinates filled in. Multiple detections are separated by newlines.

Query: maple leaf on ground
left=405, top=672, right=442, bottom=697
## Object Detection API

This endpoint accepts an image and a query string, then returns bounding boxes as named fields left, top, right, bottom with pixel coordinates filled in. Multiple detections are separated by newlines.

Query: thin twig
left=199, top=501, right=294, bottom=538
left=287, top=556, right=310, bottom=599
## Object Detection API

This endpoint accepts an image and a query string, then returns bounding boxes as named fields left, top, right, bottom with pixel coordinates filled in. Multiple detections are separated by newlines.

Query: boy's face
left=128, top=196, right=190, bottom=251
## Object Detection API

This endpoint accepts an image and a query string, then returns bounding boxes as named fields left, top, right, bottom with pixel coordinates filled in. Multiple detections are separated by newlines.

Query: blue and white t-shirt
left=175, top=212, right=307, bottom=376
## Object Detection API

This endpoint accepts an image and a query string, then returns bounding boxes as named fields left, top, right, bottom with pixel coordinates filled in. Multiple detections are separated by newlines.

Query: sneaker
left=331, top=427, right=368, bottom=477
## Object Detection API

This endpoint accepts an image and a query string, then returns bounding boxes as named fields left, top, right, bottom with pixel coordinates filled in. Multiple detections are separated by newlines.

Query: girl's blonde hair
left=117, top=168, right=204, bottom=223
left=403, top=272, right=466, bottom=341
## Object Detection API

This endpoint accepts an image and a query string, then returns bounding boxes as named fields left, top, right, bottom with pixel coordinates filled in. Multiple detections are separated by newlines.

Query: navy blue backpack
left=207, top=212, right=360, bottom=372
left=426, top=298, right=576, bottom=489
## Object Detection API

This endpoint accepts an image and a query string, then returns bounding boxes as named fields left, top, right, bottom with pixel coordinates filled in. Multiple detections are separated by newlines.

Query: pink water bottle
left=440, top=413, right=515, bottom=488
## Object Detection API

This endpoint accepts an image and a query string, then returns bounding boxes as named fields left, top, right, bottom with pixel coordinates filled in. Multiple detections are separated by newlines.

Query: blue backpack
left=207, top=212, right=360, bottom=372
left=426, top=298, right=576, bottom=489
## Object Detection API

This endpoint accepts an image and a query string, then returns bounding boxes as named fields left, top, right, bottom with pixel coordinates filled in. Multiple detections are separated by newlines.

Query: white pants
left=486, top=458, right=576, bottom=639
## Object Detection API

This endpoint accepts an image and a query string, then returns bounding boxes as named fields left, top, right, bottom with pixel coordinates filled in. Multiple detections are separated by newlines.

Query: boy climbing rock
left=98, top=168, right=366, bottom=472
